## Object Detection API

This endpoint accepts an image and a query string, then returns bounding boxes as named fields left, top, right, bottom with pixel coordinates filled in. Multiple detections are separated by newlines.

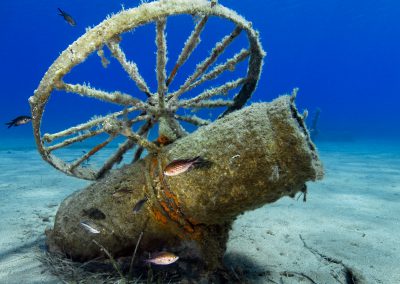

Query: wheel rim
left=29, top=0, right=265, bottom=180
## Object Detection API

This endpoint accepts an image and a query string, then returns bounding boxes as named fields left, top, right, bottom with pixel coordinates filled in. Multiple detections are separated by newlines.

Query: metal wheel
left=29, top=0, right=264, bottom=180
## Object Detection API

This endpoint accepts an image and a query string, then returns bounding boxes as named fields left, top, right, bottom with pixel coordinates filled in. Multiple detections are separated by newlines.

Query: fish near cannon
left=30, top=0, right=323, bottom=281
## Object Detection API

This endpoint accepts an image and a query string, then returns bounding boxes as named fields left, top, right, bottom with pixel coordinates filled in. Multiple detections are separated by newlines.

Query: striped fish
left=145, top=251, right=179, bottom=265
left=163, top=156, right=205, bottom=176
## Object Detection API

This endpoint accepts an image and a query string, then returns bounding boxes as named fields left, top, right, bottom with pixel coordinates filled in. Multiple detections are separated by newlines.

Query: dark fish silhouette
left=82, top=208, right=106, bottom=220
left=133, top=197, right=148, bottom=214
left=5, top=115, right=31, bottom=128
left=58, top=8, right=76, bottom=26
left=309, top=108, right=321, bottom=140
left=112, top=188, right=133, bottom=198
left=164, top=156, right=210, bottom=176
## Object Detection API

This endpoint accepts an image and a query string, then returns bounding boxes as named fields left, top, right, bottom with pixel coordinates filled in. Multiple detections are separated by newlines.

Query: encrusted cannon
left=29, top=0, right=323, bottom=281
left=45, top=95, right=322, bottom=271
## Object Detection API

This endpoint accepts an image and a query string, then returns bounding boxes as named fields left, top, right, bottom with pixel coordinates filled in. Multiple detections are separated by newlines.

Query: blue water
left=0, top=1, right=400, bottom=282
left=1, top=0, right=399, bottom=147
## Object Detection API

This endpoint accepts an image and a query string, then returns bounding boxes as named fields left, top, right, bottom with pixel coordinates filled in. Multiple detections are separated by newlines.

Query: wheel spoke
left=174, top=114, right=210, bottom=126
left=169, top=26, right=243, bottom=101
left=180, top=99, right=234, bottom=109
left=121, top=124, right=159, bottom=152
left=190, top=49, right=250, bottom=90
left=97, top=47, right=110, bottom=68
left=132, top=121, right=153, bottom=163
left=166, top=16, right=209, bottom=87
left=156, top=18, right=167, bottom=110
left=159, top=116, right=188, bottom=139
left=107, top=41, right=152, bottom=97
left=69, top=135, right=116, bottom=170
left=58, top=82, right=148, bottom=109
left=96, top=139, right=135, bottom=179
left=178, top=77, right=246, bottom=107
left=133, top=146, right=145, bottom=163
left=46, top=129, right=104, bottom=152
left=97, top=120, right=154, bottom=178
left=42, top=107, right=147, bottom=143
left=168, top=49, right=249, bottom=102
left=31, top=0, right=265, bottom=180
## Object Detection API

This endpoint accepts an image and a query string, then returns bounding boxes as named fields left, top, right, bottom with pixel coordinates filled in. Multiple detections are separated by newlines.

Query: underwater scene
left=0, top=0, right=399, bottom=283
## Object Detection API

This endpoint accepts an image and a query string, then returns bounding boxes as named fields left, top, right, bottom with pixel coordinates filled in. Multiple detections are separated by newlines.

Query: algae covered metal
left=46, top=95, right=323, bottom=270
left=29, top=0, right=264, bottom=180
left=30, top=0, right=323, bottom=279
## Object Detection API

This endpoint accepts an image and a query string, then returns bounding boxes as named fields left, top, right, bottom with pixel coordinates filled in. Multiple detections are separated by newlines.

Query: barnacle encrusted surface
left=46, top=95, right=323, bottom=270
left=29, top=0, right=264, bottom=180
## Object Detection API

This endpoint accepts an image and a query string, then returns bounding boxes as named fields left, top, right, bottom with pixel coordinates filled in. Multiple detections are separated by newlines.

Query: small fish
left=82, top=208, right=106, bottom=220
left=58, top=8, right=76, bottom=26
left=132, top=197, right=148, bottom=214
left=164, top=156, right=208, bottom=176
left=80, top=221, right=100, bottom=234
left=145, top=252, right=179, bottom=265
left=5, top=115, right=31, bottom=128
left=112, top=188, right=133, bottom=198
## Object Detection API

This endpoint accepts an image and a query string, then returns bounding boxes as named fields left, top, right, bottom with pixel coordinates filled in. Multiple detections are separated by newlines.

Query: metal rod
left=47, top=129, right=104, bottom=152
left=59, top=82, right=147, bottom=108
left=69, top=135, right=115, bottom=170
left=156, top=18, right=167, bottom=110
left=166, top=16, right=208, bottom=87
left=179, top=99, right=234, bottom=109
left=42, top=107, right=142, bottom=143
left=169, top=26, right=242, bottom=101
left=179, top=77, right=246, bottom=107
left=97, top=120, right=153, bottom=178
left=107, top=41, right=152, bottom=97
left=174, top=114, right=210, bottom=126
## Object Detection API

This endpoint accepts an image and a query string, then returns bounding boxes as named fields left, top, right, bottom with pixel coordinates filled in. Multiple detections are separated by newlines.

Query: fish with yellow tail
left=164, top=156, right=211, bottom=176
left=145, top=252, right=179, bottom=265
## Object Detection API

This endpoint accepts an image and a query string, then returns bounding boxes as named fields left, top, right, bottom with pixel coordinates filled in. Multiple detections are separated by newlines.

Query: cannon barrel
left=46, top=95, right=323, bottom=271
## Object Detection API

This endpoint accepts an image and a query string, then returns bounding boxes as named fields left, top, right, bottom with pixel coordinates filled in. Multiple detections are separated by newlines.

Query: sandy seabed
left=0, top=140, right=399, bottom=283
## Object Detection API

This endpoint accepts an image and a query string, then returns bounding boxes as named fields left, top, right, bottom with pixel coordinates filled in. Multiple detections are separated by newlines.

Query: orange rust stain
left=152, top=209, right=168, bottom=224
left=181, top=227, right=203, bottom=241
left=151, top=157, right=158, bottom=172
left=159, top=200, right=180, bottom=223
left=157, top=135, right=171, bottom=146
left=177, top=232, right=185, bottom=239
left=170, top=210, right=182, bottom=223
left=187, top=217, right=200, bottom=226
left=159, top=199, right=195, bottom=234
left=160, top=200, right=171, bottom=213
left=183, top=224, right=195, bottom=233
left=164, top=188, right=180, bottom=205
left=148, top=155, right=200, bottom=238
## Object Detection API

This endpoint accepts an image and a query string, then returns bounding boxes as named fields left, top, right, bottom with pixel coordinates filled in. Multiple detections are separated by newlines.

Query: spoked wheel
left=29, top=0, right=264, bottom=180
